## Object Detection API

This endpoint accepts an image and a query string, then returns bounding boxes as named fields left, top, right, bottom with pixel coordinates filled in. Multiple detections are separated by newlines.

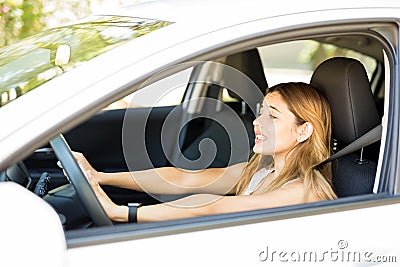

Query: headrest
left=223, top=49, right=268, bottom=100
left=310, top=57, right=381, bottom=146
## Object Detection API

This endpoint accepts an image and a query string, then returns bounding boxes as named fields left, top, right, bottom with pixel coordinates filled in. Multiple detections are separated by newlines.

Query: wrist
left=111, top=205, right=129, bottom=222
left=128, top=203, right=142, bottom=223
left=97, top=172, right=108, bottom=185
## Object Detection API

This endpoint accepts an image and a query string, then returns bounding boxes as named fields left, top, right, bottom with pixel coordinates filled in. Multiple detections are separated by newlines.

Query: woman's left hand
left=82, top=168, right=128, bottom=222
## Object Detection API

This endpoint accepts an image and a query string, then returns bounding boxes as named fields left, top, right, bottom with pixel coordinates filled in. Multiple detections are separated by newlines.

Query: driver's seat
left=310, top=57, right=381, bottom=197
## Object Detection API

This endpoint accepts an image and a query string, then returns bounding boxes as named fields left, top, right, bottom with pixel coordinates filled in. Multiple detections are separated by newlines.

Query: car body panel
left=0, top=182, right=67, bottom=267
left=67, top=196, right=400, bottom=266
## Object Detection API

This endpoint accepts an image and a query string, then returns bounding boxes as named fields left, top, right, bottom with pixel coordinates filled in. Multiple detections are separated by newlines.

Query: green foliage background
left=0, top=0, right=107, bottom=47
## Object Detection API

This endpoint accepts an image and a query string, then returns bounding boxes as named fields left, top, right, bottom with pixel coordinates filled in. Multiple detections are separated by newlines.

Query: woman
left=74, top=82, right=337, bottom=223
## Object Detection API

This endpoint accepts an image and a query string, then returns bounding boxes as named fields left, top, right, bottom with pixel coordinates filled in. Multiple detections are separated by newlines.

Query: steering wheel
left=49, top=134, right=113, bottom=227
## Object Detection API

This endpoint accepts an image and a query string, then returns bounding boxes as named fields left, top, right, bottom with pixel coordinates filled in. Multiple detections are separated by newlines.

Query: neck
left=272, top=154, right=286, bottom=175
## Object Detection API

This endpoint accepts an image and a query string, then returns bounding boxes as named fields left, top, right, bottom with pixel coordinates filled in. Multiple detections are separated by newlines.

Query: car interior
left=0, top=31, right=386, bottom=230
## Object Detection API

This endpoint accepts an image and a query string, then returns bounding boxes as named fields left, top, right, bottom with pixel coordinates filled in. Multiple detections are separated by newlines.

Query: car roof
left=101, top=0, right=400, bottom=28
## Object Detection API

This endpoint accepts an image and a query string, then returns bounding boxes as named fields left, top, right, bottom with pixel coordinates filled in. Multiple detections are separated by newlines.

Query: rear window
left=258, top=40, right=377, bottom=86
left=0, top=16, right=172, bottom=108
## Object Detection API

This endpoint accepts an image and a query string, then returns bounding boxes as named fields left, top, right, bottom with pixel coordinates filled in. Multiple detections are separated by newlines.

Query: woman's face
left=253, top=92, right=300, bottom=157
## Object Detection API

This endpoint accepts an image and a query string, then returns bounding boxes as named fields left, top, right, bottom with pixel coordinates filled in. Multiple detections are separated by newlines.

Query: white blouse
left=241, top=168, right=300, bottom=195
left=241, top=168, right=274, bottom=195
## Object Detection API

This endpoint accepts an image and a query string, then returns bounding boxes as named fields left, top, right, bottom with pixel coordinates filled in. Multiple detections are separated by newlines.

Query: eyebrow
left=269, top=105, right=281, bottom=113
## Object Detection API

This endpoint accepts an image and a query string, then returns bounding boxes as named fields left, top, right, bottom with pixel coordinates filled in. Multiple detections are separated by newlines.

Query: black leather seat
left=310, top=57, right=381, bottom=197
left=178, top=48, right=268, bottom=169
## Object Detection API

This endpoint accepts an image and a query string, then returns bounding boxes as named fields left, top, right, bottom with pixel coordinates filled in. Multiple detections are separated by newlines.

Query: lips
left=254, top=126, right=266, bottom=144
left=254, top=134, right=265, bottom=143
left=255, top=134, right=265, bottom=140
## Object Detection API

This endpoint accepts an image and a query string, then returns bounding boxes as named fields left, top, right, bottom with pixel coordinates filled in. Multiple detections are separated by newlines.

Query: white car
left=1, top=0, right=400, bottom=266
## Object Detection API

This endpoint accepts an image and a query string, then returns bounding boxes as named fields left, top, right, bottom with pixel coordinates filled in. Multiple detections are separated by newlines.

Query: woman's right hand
left=71, top=151, right=103, bottom=184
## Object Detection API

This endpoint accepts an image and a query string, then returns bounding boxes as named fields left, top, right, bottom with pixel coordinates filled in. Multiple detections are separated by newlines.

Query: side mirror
left=0, top=182, right=67, bottom=267
left=50, top=44, right=71, bottom=66
left=55, top=44, right=71, bottom=66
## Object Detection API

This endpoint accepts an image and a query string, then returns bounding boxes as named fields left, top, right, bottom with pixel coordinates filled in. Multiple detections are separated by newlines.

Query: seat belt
left=316, top=124, right=382, bottom=168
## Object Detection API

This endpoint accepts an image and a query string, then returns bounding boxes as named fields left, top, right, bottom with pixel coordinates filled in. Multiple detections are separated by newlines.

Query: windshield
left=0, top=16, right=172, bottom=108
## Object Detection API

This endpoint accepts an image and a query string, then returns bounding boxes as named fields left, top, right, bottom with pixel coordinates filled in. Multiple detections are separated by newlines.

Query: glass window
left=0, top=16, right=172, bottom=108
left=106, top=67, right=192, bottom=109
left=258, top=40, right=377, bottom=86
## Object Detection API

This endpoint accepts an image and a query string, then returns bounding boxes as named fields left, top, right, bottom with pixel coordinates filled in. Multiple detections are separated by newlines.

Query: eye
left=269, top=114, right=277, bottom=119
left=258, top=107, right=264, bottom=117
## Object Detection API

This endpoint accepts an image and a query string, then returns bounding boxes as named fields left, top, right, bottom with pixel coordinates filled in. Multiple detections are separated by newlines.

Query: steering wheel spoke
left=50, top=134, right=113, bottom=227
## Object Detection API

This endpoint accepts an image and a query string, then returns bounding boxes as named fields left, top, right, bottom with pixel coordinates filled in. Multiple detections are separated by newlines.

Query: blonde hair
left=236, top=82, right=337, bottom=200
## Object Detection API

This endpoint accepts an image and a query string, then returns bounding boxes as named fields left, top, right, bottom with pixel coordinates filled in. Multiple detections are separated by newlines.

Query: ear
left=296, top=122, right=314, bottom=143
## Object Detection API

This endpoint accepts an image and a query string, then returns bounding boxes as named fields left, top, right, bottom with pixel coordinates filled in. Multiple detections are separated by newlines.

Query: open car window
left=105, top=67, right=192, bottom=109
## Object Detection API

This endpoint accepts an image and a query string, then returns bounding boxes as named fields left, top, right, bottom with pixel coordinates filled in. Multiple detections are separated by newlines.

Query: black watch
left=128, top=203, right=142, bottom=223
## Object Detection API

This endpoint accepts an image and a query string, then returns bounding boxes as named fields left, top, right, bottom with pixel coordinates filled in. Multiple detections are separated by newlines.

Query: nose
left=253, top=117, right=260, bottom=127
left=253, top=118, right=258, bottom=126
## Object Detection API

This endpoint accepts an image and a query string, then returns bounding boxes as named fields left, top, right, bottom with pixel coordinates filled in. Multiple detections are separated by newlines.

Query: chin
left=253, top=145, right=272, bottom=155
